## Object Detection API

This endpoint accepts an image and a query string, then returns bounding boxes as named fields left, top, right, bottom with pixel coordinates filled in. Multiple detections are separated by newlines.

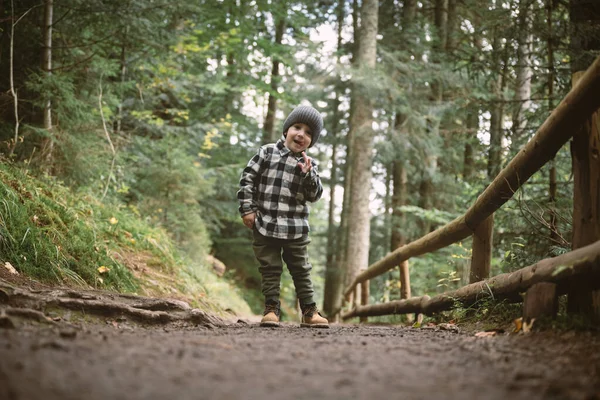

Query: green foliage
left=0, top=162, right=251, bottom=315
left=25, top=73, right=92, bottom=128
left=398, top=205, right=457, bottom=227
left=0, top=164, right=136, bottom=291
left=427, top=298, right=523, bottom=333
left=121, top=134, right=213, bottom=259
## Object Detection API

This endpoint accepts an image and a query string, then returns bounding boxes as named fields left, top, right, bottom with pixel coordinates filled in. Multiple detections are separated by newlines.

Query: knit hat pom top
left=282, top=105, right=323, bottom=147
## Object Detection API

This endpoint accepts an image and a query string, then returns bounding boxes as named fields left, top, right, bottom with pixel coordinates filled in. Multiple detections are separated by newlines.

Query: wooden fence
left=339, top=55, right=600, bottom=322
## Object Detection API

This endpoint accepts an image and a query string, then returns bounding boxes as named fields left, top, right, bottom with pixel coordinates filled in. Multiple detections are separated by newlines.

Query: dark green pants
left=252, top=228, right=315, bottom=306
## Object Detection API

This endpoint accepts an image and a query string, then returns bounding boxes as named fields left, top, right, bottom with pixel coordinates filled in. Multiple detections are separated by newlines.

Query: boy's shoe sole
left=300, top=323, right=329, bottom=329
left=259, top=321, right=280, bottom=327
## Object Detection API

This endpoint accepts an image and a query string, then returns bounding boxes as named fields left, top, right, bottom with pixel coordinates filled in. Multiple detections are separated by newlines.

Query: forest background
left=0, top=0, right=594, bottom=319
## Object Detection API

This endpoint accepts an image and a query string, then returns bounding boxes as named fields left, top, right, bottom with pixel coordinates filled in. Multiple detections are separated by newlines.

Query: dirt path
left=1, top=279, right=600, bottom=400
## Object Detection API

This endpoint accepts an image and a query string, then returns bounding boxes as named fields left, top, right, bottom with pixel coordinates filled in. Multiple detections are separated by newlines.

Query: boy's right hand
left=242, top=212, right=256, bottom=229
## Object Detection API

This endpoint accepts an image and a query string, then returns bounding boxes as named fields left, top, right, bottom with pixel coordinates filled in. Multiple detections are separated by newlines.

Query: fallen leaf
left=4, top=262, right=18, bottom=275
left=513, top=317, right=523, bottom=333
left=522, top=318, right=535, bottom=334
left=97, top=266, right=110, bottom=274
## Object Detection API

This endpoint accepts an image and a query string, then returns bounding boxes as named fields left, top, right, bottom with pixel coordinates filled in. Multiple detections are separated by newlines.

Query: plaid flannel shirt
left=237, top=139, right=323, bottom=239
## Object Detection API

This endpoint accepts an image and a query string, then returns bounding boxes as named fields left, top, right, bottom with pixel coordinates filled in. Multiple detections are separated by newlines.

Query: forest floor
left=1, top=269, right=600, bottom=400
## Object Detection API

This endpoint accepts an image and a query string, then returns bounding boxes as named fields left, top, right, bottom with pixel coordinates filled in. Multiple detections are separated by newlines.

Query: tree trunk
left=223, top=0, right=242, bottom=116
left=385, top=0, right=418, bottom=304
left=488, top=101, right=503, bottom=178
left=41, top=0, right=53, bottom=164
left=418, top=0, right=447, bottom=235
left=351, top=0, right=360, bottom=63
left=463, top=109, right=477, bottom=180
left=511, top=0, right=533, bottom=152
left=391, top=157, right=410, bottom=300
left=463, top=11, right=482, bottom=182
left=390, top=159, right=407, bottom=252
left=487, top=26, right=509, bottom=179
left=344, top=0, right=379, bottom=312
left=323, top=132, right=340, bottom=315
left=547, top=0, right=560, bottom=244
left=437, top=0, right=459, bottom=188
left=567, top=0, right=600, bottom=316
left=114, top=38, right=127, bottom=135
left=446, top=0, right=457, bottom=52
left=224, top=50, right=236, bottom=115
left=335, top=0, right=362, bottom=298
left=323, top=0, right=345, bottom=318
left=418, top=166, right=434, bottom=234
left=403, top=0, right=417, bottom=24
left=263, top=16, right=285, bottom=144
left=434, top=0, right=448, bottom=52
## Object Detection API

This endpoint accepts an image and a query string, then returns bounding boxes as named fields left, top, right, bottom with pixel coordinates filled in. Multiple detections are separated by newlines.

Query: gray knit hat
left=282, top=105, right=323, bottom=147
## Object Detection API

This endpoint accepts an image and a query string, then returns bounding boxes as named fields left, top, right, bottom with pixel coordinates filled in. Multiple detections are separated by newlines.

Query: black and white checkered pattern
left=238, top=139, right=323, bottom=239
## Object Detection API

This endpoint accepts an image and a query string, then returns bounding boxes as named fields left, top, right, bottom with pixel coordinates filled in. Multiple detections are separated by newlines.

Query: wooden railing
left=340, top=55, right=600, bottom=321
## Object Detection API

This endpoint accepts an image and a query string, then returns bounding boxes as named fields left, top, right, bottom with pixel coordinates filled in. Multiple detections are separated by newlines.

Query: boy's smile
left=284, top=123, right=312, bottom=153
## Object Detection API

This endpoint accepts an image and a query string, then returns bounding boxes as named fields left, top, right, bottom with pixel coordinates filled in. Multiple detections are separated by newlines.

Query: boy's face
left=284, top=123, right=312, bottom=153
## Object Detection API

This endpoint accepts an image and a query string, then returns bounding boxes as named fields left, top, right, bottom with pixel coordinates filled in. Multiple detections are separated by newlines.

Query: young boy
left=237, top=105, right=329, bottom=328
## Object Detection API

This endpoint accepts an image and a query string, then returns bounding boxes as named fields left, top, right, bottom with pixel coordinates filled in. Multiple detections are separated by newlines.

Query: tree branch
left=98, top=77, right=116, bottom=201
left=8, top=2, right=35, bottom=157
left=49, top=51, right=99, bottom=72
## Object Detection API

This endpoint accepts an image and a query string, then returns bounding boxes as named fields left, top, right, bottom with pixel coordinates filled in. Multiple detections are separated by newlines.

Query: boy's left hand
left=298, top=152, right=312, bottom=174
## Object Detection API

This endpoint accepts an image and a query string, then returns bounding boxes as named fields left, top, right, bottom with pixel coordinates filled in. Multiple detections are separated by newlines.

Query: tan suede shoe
left=260, top=303, right=281, bottom=327
left=260, top=311, right=280, bottom=327
left=300, top=305, right=329, bottom=329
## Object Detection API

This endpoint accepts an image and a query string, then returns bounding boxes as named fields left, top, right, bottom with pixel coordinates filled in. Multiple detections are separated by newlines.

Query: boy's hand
left=242, top=212, right=256, bottom=229
left=298, top=152, right=312, bottom=174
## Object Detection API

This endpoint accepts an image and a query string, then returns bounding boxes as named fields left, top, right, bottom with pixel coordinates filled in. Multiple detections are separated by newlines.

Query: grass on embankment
left=0, top=163, right=251, bottom=317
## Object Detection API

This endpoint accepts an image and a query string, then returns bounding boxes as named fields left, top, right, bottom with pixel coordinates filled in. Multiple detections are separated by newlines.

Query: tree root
left=0, top=278, right=224, bottom=328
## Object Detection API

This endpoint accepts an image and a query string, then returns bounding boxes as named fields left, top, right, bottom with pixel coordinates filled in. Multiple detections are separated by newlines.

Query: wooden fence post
left=568, top=72, right=600, bottom=316
left=399, top=261, right=411, bottom=299
left=360, top=280, right=369, bottom=323
left=523, top=282, right=558, bottom=321
left=399, top=261, right=413, bottom=323
left=469, top=215, right=494, bottom=283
